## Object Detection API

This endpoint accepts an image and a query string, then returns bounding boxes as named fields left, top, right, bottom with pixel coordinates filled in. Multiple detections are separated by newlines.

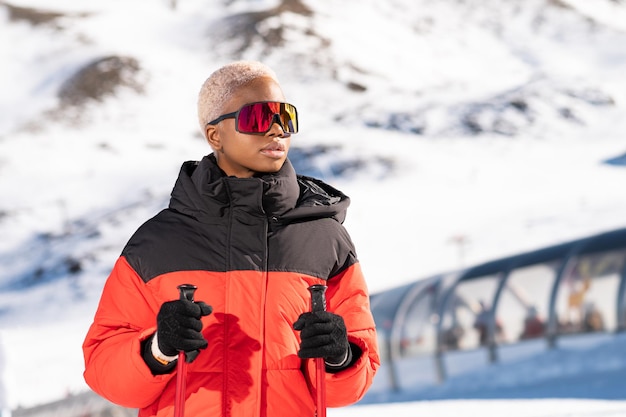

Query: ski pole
left=175, top=284, right=198, bottom=417
left=308, top=284, right=327, bottom=417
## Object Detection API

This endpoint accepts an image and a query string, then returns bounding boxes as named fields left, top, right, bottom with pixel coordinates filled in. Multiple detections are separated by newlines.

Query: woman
left=83, top=60, right=379, bottom=417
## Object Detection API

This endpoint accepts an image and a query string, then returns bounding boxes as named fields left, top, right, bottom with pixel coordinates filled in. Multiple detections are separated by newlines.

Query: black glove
left=156, top=298, right=213, bottom=356
left=293, top=311, right=350, bottom=366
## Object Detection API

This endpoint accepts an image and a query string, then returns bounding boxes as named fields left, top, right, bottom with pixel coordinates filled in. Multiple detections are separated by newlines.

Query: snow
left=332, top=399, right=626, bottom=417
left=1, top=0, right=626, bottom=416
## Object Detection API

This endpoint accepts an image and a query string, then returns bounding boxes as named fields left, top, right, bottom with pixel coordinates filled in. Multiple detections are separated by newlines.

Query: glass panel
left=555, top=249, right=626, bottom=334
left=496, top=261, right=560, bottom=343
left=399, top=286, right=437, bottom=358
left=440, top=274, right=501, bottom=351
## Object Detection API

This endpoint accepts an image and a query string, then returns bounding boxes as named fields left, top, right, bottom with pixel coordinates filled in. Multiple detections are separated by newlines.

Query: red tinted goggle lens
left=236, top=102, right=298, bottom=134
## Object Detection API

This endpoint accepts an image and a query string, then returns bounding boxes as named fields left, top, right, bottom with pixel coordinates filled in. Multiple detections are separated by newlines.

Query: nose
left=267, top=114, right=290, bottom=138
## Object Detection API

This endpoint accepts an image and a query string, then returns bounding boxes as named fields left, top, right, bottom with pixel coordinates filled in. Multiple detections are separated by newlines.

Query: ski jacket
left=83, top=154, right=379, bottom=417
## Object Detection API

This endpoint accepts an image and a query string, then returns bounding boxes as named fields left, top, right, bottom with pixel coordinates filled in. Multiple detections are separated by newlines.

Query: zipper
left=258, top=215, right=271, bottom=415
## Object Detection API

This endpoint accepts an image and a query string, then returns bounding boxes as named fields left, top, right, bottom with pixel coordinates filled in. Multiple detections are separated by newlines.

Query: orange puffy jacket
left=82, top=155, right=379, bottom=417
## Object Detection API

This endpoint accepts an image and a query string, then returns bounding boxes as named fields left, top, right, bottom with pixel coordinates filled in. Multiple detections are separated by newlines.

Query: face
left=205, top=76, right=292, bottom=178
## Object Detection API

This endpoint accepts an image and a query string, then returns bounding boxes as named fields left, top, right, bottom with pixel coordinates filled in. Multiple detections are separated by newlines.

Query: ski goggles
left=207, top=101, right=299, bottom=134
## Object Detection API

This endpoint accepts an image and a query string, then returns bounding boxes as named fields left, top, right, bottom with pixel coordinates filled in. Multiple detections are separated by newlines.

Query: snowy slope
left=1, top=0, right=626, bottom=412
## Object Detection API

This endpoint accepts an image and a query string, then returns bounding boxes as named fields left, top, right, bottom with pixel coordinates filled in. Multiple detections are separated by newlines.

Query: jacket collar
left=169, top=153, right=350, bottom=224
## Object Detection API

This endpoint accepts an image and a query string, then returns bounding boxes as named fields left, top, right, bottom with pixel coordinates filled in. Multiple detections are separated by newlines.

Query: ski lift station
left=363, top=227, right=626, bottom=403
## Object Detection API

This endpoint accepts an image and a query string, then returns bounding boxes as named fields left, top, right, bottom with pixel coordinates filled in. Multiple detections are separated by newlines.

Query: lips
left=260, top=141, right=286, bottom=159
left=262, top=142, right=285, bottom=152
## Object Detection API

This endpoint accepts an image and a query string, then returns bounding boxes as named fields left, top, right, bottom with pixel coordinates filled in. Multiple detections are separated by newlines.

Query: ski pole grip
left=177, top=284, right=199, bottom=363
left=178, top=284, right=197, bottom=302
left=308, top=284, right=327, bottom=313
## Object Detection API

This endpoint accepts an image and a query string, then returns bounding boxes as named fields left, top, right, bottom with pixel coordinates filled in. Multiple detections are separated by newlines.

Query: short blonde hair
left=197, top=61, right=279, bottom=136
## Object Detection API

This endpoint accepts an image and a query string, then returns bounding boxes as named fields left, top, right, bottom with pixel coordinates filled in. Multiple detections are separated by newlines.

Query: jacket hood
left=169, top=154, right=350, bottom=224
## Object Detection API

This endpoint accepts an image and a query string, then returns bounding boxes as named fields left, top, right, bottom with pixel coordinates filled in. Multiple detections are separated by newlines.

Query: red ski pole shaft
left=308, top=285, right=327, bottom=417
left=174, top=284, right=197, bottom=417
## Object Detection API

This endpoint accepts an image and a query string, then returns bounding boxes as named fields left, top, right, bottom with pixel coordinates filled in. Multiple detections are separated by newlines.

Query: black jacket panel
left=122, top=154, right=356, bottom=282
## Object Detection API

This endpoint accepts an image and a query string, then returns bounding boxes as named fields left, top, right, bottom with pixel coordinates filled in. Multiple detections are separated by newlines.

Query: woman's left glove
left=293, top=311, right=351, bottom=368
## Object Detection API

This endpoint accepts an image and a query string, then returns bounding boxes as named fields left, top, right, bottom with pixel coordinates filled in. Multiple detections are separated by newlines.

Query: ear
left=205, top=125, right=222, bottom=151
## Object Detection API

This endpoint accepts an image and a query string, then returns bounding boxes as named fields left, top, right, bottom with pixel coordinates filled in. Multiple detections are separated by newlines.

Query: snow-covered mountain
left=1, top=0, right=626, bottom=411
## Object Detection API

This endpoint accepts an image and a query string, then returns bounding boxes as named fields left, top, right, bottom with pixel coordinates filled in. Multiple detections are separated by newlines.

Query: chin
left=259, top=160, right=286, bottom=173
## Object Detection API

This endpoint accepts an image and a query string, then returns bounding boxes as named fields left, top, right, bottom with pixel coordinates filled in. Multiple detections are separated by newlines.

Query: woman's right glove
left=156, top=298, right=213, bottom=356
left=143, top=298, right=212, bottom=374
